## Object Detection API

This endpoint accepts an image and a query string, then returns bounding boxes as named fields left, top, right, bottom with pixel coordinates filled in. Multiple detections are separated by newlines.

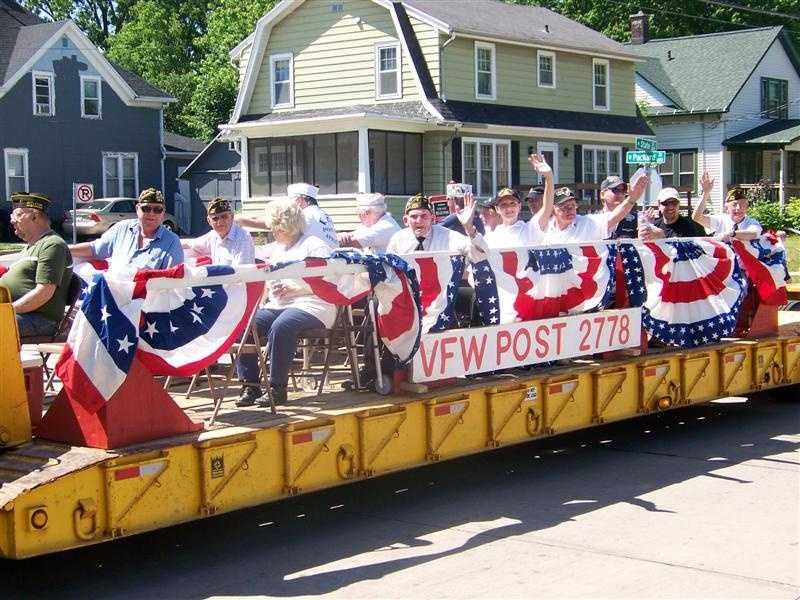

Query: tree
left=22, top=0, right=138, bottom=49
left=184, top=0, right=276, bottom=140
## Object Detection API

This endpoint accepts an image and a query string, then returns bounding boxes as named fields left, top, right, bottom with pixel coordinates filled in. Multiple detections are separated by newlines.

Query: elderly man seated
left=386, top=193, right=486, bottom=258
left=692, top=173, right=762, bottom=241
left=238, top=183, right=339, bottom=249
left=337, top=193, right=400, bottom=253
left=182, top=198, right=254, bottom=265
left=235, top=198, right=334, bottom=407
left=0, top=192, right=72, bottom=338
left=69, top=188, right=183, bottom=272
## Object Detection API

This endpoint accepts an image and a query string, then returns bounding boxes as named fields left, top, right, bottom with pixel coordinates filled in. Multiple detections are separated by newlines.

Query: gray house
left=0, top=0, right=175, bottom=220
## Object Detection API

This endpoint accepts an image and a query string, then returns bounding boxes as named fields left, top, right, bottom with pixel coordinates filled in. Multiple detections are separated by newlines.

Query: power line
left=695, top=0, right=800, bottom=20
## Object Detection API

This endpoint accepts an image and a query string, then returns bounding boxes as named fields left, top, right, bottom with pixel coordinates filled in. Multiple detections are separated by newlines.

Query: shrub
left=748, top=200, right=787, bottom=231
left=784, top=197, right=800, bottom=231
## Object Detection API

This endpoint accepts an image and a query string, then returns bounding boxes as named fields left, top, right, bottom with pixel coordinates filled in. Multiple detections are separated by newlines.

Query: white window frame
left=31, top=71, right=55, bottom=117
left=80, top=75, right=102, bottom=119
left=537, top=50, right=556, bottom=89
left=102, top=152, right=139, bottom=198
left=592, top=58, right=610, bottom=111
left=536, top=141, right=559, bottom=183
left=374, top=41, right=402, bottom=100
left=582, top=144, right=622, bottom=183
left=462, top=137, right=511, bottom=198
left=474, top=41, right=496, bottom=101
left=4, top=148, right=29, bottom=200
left=270, top=53, right=294, bottom=109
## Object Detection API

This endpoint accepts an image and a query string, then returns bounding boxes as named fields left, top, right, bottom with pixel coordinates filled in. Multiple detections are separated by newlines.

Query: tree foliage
left=22, top=0, right=138, bottom=49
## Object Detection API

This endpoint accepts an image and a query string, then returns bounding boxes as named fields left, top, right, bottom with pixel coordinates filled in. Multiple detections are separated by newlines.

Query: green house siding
left=422, top=131, right=452, bottom=195
left=411, top=16, right=440, bottom=95
left=247, top=0, right=419, bottom=115
left=441, top=37, right=636, bottom=116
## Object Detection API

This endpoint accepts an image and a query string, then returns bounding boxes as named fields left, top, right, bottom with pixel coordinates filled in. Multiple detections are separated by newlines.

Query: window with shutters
left=761, top=77, right=788, bottom=119
left=375, top=42, right=401, bottom=99
left=32, top=71, right=54, bottom=116
left=462, top=138, right=511, bottom=197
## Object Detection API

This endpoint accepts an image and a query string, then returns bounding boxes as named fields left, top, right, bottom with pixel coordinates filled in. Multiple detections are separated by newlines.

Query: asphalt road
left=2, top=393, right=798, bottom=600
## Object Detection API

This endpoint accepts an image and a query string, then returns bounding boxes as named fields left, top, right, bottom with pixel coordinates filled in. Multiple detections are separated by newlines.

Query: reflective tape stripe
left=293, top=429, right=330, bottom=444
left=434, top=402, right=465, bottom=416
left=114, top=462, right=164, bottom=481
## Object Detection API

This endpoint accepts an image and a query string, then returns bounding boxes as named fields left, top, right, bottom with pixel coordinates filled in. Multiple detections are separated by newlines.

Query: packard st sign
left=626, top=150, right=667, bottom=165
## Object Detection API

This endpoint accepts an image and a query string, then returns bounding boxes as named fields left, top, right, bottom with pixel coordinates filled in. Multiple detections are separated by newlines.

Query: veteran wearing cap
left=639, top=187, right=705, bottom=241
left=181, top=198, right=254, bottom=266
left=585, top=175, right=647, bottom=239
left=69, top=187, right=183, bottom=272
left=692, top=172, right=762, bottom=241
left=385, top=192, right=487, bottom=260
left=526, top=185, right=545, bottom=218
left=476, top=196, right=500, bottom=233
left=337, top=193, right=400, bottom=253
left=485, top=153, right=554, bottom=249
left=237, top=182, right=339, bottom=249
left=440, top=182, right=485, bottom=237
left=1, top=192, right=73, bottom=337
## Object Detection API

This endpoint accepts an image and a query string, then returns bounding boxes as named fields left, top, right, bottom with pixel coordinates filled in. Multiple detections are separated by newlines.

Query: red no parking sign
left=73, top=183, right=94, bottom=203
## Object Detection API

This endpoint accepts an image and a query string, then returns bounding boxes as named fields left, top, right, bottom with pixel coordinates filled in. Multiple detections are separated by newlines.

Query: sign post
left=71, top=183, right=94, bottom=243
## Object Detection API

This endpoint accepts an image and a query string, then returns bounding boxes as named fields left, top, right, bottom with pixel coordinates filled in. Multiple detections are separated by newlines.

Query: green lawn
left=784, top=235, right=800, bottom=275
left=0, top=243, right=23, bottom=252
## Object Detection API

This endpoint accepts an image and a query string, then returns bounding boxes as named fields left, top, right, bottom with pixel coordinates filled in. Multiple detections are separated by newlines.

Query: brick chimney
left=630, top=11, right=650, bottom=45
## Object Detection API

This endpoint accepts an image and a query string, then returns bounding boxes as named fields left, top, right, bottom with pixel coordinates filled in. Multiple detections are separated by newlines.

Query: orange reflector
left=658, top=397, right=671, bottom=410
left=30, top=509, right=48, bottom=530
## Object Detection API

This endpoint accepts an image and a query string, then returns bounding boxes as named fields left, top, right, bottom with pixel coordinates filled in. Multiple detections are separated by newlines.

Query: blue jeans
left=236, top=307, right=324, bottom=389
left=17, top=312, right=57, bottom=338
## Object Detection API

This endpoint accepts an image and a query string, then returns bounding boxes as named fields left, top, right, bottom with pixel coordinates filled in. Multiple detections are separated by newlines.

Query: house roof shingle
left=626, top=27, right=790, bottom=114
left=403, top=0, right=640, bottom=61
left=723, top=118, right=800, bottom=147
left=163, top=131, right=206, bottom=154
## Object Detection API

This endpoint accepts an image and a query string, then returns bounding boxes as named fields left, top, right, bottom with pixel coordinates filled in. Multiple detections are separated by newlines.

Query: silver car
left=63, top=197, right=180, bottom=238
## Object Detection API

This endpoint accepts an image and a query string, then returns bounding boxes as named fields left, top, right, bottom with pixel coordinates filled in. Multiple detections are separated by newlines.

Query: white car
left=63, top=197, right=180, bottom=238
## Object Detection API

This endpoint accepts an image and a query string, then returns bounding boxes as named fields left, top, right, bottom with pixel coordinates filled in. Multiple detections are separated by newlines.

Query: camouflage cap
left=494, top=187, right=520, bottom=204
left=726, top=188, right=748, bottom=203
left=207, top=197, right=232, bottom=215
left=137, top=187, right=165, bottom=205
left=404, top=193, right=433, bottom=214
left=554, top=187, right=577, bottom=205
left=10, top=192, right=50, bottom=212
left=526, top=186, right=545, bottom=198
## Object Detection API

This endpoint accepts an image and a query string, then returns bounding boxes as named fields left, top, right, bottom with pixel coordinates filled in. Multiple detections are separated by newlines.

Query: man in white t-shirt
left=235, top=182, right=340, bottom=249
left=337, top=193, right=400, bottom=253
left=586, top=175, right=641, bottom=239
left=182, top=198, right=254, bottom=265
left=692, top=172, right=762, bottom=241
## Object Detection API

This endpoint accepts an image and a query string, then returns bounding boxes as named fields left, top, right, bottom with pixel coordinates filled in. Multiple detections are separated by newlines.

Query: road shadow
left=2, top=394, right=798, bottom=599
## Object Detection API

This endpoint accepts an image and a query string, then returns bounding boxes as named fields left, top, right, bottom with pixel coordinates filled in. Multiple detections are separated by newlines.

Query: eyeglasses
left=610, top=186, right=628, bottom=194
left=209, top=213, right=232, bottom=222
left=139, top=205, right=164, bottom=214
left=555, top=201, right=577, bottom=211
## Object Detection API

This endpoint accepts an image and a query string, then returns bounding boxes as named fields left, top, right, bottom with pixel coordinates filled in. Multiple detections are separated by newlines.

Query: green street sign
left=635, top=137, right=658, bottom=151
left=626, top=150, right=666, bottom=164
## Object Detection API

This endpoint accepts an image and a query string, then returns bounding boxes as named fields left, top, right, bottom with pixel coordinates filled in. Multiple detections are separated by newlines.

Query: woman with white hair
left=236, top=198, right=335, bottom=407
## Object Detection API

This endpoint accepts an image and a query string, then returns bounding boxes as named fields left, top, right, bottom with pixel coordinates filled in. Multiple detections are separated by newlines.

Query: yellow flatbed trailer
left=1, top=313, right=799, bottom=560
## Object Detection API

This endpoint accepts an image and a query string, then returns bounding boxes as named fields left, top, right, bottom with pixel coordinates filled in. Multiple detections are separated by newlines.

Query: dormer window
left=475, top=42, right=496, bottom=100
left=32, top=71, right=54, bottom=116
left=270, top=53, right=294, bottom=109
left=375, top=42, right=401, bottom=99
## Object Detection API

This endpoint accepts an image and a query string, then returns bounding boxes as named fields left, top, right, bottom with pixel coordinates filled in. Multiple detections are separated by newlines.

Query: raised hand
left=458, top=192, right=477, bottom=229
left=528, top=153, right=552, bottom=176
left=700, top=171, right=714, bottom=195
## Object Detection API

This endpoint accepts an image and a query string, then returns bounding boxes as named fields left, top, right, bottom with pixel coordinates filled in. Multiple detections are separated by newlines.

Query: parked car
left=63, top=197, right=180, bottom=238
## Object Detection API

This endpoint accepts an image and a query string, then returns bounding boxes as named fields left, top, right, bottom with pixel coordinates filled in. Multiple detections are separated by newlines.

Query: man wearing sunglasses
left=586, top=176, right=641, bottom=239
left=182, top=198, right=254, bottom=265
left=69, top=188, right=183, bottom=272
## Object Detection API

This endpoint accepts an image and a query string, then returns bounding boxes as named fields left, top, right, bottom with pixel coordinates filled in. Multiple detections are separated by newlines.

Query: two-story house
left=0, top=0, right=175, bottom=219
left=224, top=0, right=651, bottom=229
left=627, top=15, right=800, bottom=210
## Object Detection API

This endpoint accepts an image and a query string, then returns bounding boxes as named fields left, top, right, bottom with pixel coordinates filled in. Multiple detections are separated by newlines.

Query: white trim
left=537, top=50, right=556, bottom=89
left=269, top=52, right=294, bottom=109
left=581, top=144, right=622, bottom=183
left=230, top=32, right=255, bottom=61
left=461, top=136, right=511, bottom=197
left=474, top=41, right=496, bottom=101
left=31, top=70, right=55, bottom=117
left=592, top=58, right=610, bottom=111
left=240, top=135, right=250, bottom=201
left=0, top=21, right=175, bottom=106
left=462, top=123, right=637, bottom=144
left=102, top=152, right=140, bottom=198
left=374, top=41, right=402, bottom=100
left=80, top=74, right=102, bottom=119
left=454, top=32, right=643, bottom=63
left=536, top=141, right=559, bottom=183
left=3, top=148, right=29, bottom=199
left=357, top=126, right=370, bottom=192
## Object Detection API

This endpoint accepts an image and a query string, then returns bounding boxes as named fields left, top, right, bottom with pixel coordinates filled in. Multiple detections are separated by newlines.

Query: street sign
left=73, top=183, right=94, bottom=203
left=635, top=137, right=658, bottom=152
left=626, top=150, right=666, bottom=165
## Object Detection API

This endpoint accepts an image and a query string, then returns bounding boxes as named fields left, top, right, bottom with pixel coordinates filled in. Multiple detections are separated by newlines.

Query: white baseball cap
left=656, top=187, right=680, bottom=205
left=356, top=193, right=386, bottom=210
left=287, top=182, right=319, bottom=200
